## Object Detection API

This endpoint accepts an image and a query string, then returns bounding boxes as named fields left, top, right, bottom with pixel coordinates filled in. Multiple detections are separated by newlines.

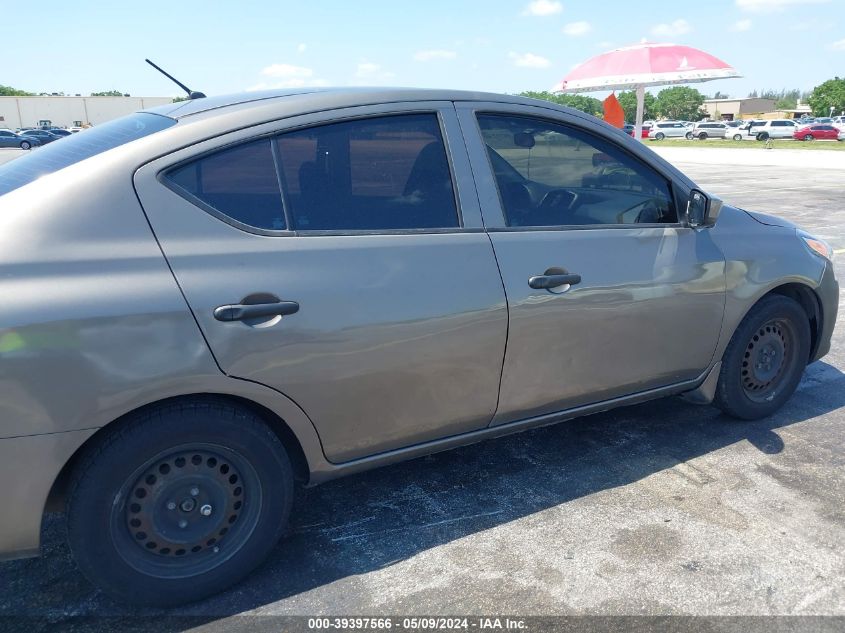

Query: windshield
left=0, top=112, right=176, bottom=197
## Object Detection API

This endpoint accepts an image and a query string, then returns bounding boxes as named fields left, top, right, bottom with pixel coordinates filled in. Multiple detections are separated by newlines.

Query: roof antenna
left=145, top=59, right=206, bottom=99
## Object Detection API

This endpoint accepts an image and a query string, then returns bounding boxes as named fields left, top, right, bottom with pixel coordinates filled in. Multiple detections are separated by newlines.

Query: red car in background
left=794, top=124, right=840, bottom=141
left=623, top=124, right=651, bottom=138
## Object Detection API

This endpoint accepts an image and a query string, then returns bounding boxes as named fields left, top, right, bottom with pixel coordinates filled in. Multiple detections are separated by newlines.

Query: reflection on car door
left=135, top=103, right=508, bottom=462
left=456, top=103, right=726, bottom=425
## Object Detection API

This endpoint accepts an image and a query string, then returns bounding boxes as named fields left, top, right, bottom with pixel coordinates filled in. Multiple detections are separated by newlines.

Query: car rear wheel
left=803, top=134, right=814, bottom=141
left=67, top=397, right=294, bottom=606
left=655, top=132, right=665, bottom=140
left=732, top=134, right=743, bottom=141
left=20, top=141, right=31, bottom=150
left=685, top=131, right=694, bottom=140
left=714, top=295, right=810, bottom=420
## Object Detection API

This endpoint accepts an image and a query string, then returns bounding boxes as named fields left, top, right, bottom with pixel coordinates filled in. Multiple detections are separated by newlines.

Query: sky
left=5, top=0, right=843, bottom=101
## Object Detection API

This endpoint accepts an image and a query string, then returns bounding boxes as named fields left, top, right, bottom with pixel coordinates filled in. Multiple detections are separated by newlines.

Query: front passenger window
left=477, top=114, right=676, bottom=227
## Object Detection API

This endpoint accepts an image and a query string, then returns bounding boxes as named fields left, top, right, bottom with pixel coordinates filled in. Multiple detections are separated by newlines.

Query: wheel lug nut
left=200, top=504, right=213, bottom=517
left=190, top=487, right=199, bottom=497
left=166, top=501, right=176, bottom=511
left=178, top=519, right=188, bottom=529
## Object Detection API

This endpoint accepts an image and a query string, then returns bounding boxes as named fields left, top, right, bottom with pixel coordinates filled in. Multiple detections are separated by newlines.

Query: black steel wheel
left=114, top=444, right=259, bottom=578
left=715, top=295, right=810, bottom=420
left=67, top=398, right=294, bottom=606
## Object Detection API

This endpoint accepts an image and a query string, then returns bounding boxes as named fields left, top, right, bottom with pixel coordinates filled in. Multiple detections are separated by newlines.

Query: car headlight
left=798, top=229, right=834, bottom=260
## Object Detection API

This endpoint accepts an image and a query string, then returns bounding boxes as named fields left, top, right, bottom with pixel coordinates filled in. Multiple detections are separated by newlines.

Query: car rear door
left=455, top=102, right=726, bottom=425
left=134, top=102, right=508, bottom=462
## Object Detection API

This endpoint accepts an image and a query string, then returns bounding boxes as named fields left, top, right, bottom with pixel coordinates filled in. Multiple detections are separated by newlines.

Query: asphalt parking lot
left=0, top=147, right=843, bottom=629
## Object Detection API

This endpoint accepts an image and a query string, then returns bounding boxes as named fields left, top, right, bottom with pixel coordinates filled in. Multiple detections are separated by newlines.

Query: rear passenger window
left=275, top=114, right=459, bottom=231
left=166, top=139, right=286, bottom=230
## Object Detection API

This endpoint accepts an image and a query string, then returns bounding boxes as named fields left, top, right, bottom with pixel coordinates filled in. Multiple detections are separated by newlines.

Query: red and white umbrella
left=554, top=42, right=741, bottom=140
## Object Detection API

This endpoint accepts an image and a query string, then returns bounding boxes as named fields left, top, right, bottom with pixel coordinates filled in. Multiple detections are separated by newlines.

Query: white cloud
left=260, top=63, right=314, bottom=78
left=249, top=63, right=328, bottom=90
left=352, top=62, right=396, bottom=84
left=297, top=43, right=307, bottom=54
left=413, top=49, right=457, bottom=61
left=730, top=19, right=752, bottom=31
left=830, top=38, right=845, bottom=51
left=562, top=21, right=591, bottom=36
left=521, top=0, right=562, bottom=16
left=736, top=0, right=829, bottom=12
left=650, top=18, right=692, bottom=37
left=247, top=78, right=329, bottom=91
left=509, top=52, right=551, bottom=68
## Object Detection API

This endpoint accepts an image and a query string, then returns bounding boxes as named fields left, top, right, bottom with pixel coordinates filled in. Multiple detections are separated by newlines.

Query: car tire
left=685, top=132, right=694, bottom=140
left=655, top=132, right=665, bottom=140
left=714, top=295, right=810, bottom=420
left=66, top=397, right=294, bottom=606
left=756, top=132, right=769, bottom=141
left=732, top=134, right=743, bottom=141
left=803, top=134, right=814, bottom=141
left=20, top=141, right=31, bottom=150
left=698, top=132, right=708, bottom=140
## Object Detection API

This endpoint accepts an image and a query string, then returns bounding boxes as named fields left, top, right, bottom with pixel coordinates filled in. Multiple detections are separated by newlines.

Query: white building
left=0, top=96, right=173, bottom=130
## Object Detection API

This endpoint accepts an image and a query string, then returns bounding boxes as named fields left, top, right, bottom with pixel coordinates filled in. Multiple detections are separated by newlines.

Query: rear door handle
left=213, top=301, right=300, bottom=322
left=528, top=273, right=581, bottom=290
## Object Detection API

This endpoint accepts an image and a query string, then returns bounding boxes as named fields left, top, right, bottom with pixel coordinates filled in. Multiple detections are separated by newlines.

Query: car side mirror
left=686, top=189, right=723, bottom=228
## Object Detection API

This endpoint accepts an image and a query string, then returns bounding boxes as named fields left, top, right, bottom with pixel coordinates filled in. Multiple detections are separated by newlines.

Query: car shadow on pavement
left=1, top=360, right=843, bottom=624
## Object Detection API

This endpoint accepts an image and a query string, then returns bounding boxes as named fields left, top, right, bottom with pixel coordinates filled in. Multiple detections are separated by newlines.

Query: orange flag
left=602, top=92, right=625, bottom=128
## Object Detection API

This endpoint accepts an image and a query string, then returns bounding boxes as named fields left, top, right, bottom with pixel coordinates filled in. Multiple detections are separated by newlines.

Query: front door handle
left=213, top=301, right=299, bottom=322
left=528, top=272, right=581, bottom=290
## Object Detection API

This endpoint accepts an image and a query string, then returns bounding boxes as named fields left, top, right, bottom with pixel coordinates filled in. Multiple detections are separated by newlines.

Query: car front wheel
left=655, top=132, right=665, bottom=140
left=803, top=134, right=814, bottom=141
left=67, top=397, right=294, bottom=606
left=714, top=295, right=810, bottom=420
left=698, top=132, right=708, bottom=140
left=733, top=134, right=743, bottom=141
left=20, top=141, right=31, bottom=150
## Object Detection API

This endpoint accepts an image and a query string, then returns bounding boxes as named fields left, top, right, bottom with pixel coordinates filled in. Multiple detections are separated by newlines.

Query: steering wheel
left=539, top=188, right=578, bottom=211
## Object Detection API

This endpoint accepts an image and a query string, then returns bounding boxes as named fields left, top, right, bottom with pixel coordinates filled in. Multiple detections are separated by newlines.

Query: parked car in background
left=18, top=129, right=61, bottom=145
left=724, top=121, right=745, bottom=141
left=814, top=117, right=833, bottom=125
left=0, top=88, right=837, bottom=607
left=0, top=129, right=41, bottom=150
left=794, top=124, right=840, bottom=141
left=751, top=119, right=797, bottom=141
left=686, top=122, right=728, bottom=140
left=46, top=128, right=72, bottom=137
left=648, top=121, right=692, bottom=140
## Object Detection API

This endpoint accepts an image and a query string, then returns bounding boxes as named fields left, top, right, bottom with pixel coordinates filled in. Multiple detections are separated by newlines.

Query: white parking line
left=707, top=184, right=840, bottom=195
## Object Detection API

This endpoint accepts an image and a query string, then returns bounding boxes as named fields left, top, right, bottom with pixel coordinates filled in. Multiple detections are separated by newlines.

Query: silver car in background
left=0, top=88, right=837, bottom=606
left=647, top=120, right=693, bottom=139
left=686, top=121, right=728, bottom=140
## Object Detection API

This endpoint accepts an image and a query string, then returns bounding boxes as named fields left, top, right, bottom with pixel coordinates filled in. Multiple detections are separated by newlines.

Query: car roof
left=141, top=87, right=564, bottom=120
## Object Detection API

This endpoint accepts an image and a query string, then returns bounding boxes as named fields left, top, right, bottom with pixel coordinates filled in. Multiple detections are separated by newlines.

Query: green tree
left=807, top=77, right=845, bottom=117
left=0, top=85, right=34, bottom=96
left=617, top=90, right=657, bottom=122
left=91, top=90, right=130, bottom=97
left=655, top=86, right=706, bottom=120
left=518, top=91, right=603, bottom=117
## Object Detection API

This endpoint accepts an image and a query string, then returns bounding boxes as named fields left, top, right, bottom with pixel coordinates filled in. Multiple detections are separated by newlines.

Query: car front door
left=456, top=103, right=726, bottom=425
left=135, top=103, right=508, bottom=462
